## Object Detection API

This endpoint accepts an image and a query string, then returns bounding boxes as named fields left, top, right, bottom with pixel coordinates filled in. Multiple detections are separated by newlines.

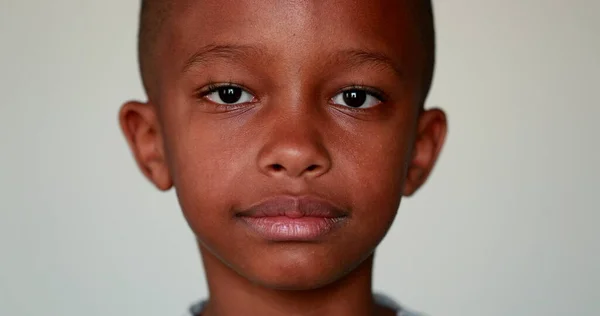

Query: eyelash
left=194, top=82, right=388, bottom=110
left=196, top=82, right=251, bottom=98
left=337, top=85, right=386, bottom=101
left=329, top=85, right=388, bottom=113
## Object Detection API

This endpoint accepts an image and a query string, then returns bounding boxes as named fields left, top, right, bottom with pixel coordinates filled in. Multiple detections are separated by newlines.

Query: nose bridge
left=272, top=101, right=319, bottom=141
left=257, top=98, right=331, bottom=179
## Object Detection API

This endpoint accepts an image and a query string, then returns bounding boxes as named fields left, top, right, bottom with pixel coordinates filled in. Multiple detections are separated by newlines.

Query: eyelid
left=334, top=85, right=387, bottom=102
left=195, top=82, right=257, bottom=99
left=193, top=82, right=387, bottom=105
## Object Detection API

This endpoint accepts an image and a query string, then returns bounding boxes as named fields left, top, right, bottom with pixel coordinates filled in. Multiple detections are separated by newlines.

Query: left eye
left=205, top=86, right=255, bottom=105
left=331, top=89, right=381, bottom=109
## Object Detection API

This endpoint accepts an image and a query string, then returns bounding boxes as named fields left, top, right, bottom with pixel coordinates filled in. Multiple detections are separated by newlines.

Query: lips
left=236, top=196, right=348, bottom=241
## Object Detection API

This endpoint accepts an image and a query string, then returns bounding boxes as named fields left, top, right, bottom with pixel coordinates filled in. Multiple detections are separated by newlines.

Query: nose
left=257, top=117, right=332, bottom=179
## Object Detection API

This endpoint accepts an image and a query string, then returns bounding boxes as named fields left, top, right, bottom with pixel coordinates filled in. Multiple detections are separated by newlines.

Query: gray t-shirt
left=186, top=293, right=423, bottom=316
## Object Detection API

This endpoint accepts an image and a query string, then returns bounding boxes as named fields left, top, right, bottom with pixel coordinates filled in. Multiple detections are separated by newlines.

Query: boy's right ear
left=119, top=101, right=173, bottom=191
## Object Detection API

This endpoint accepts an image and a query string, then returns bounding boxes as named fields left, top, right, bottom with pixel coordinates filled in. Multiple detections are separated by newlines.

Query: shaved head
left=137, top=0, right=436, bottom=103
left=138, top=0, right=173, bottom=98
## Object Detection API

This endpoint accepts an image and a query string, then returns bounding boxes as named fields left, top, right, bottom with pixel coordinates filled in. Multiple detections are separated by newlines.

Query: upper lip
left=236, top=195, right=348, bottom=219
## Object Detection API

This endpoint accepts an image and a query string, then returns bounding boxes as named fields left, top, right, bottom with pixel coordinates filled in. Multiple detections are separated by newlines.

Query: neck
left=198, top=242, right=391, bottom=316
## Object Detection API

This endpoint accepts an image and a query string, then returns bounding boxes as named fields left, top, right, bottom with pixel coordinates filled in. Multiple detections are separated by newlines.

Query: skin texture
left=120, top=1, right=447, bottom=315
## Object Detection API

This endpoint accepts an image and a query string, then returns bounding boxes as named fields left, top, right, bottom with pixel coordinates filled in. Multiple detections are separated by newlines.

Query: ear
left=403, top=108, right=447, bottom=197
left=119, top=101, right=173, bottom=191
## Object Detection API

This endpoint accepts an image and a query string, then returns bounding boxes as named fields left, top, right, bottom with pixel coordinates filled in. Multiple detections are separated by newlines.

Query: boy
left=119, top=0, right=447, bottom=315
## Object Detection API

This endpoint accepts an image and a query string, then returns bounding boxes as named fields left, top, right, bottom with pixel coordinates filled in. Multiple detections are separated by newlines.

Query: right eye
left=203, top=85, right=255, bottom=105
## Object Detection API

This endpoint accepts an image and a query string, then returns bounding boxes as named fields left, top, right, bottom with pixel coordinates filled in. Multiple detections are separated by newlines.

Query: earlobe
left=402, top=108, right=447, bottom=196
left=119, top=101, right=173, bottom=191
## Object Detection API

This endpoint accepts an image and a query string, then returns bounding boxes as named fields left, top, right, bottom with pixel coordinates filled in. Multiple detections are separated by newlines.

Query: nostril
left=271, top=164, right=284, bottom=171
left=306, top=165, right=318, bottom=172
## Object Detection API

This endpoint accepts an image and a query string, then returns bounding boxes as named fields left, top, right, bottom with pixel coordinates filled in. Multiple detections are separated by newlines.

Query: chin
left=245, top=266, right=344, bottom=291
left=237, top=244, right=364, bottom=291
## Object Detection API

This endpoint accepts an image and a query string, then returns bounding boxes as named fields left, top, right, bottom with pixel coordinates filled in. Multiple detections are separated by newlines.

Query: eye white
left=205, top=87, right=255, bottom=105
left=331, top=90, right=381, bottom=109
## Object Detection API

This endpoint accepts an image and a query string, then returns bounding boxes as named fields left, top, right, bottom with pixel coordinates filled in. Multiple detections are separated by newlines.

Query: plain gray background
left=1, top=1, right=599, bottom=315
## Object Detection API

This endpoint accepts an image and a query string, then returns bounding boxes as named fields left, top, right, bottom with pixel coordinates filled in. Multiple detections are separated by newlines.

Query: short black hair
left=137, top=0, right=435, bottom=104
left=414, top=0, right=436, bottom=104
left=138, top=0, right=172, bottom=100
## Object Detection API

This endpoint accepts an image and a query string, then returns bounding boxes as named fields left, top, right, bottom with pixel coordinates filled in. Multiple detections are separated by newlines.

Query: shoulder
left=374, top=292, right=427, bottom=316
left=187, top=300, right=205, bottom=316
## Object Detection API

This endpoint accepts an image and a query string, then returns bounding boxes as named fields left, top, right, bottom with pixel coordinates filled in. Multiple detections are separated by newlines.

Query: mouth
left=235, top=195, right=349, bottom=241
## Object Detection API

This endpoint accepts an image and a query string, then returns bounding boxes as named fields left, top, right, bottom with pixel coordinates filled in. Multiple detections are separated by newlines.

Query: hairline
left=138, top=0, right=435, bottom=104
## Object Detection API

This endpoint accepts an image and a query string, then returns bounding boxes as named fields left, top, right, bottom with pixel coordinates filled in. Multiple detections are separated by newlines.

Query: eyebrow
left=182, top=43, right=266, bottom=73
left=330, top=49, right=404, bottom=80
left=182, top=44, right=403, bottom=80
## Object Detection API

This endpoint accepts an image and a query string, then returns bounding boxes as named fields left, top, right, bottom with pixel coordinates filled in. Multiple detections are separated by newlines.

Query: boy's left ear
left=403, top=108, right=447, bottom=196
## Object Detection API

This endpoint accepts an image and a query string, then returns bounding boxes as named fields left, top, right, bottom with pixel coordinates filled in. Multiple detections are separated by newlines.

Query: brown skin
left=120, top=1, right=447, bottom=315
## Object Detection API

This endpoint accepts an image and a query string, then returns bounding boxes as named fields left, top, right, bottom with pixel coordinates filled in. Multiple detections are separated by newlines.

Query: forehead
left=169, top=0, right=416, bottom=34
left=167, top=1, right=419, bottom=49
left=154, top=0, right=425, bottom=91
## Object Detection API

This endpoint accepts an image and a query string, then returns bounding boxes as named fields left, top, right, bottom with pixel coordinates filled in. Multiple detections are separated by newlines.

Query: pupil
left=343, top=90, right=366, bottom=107
left=218, top=87, right=242, bottom=104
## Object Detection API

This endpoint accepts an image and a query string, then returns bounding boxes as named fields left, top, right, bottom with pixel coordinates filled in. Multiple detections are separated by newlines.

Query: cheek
left=336, top=125, right=413, bottom=236
left=163, top=115, right=254, bottom=236
left=346, top=136, right=409, bottom=192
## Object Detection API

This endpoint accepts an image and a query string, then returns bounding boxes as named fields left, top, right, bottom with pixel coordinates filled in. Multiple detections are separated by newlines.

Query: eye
left=204, top=85, right=255, bottom=105
left=331, top=89, right=382, bottom=109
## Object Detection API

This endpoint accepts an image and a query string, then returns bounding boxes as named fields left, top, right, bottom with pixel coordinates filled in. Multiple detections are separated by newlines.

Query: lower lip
left=238, top=216, right=345, bottom=241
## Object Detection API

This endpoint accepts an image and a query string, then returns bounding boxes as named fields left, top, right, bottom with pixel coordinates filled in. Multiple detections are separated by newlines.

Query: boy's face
left=121, top=0, right=446, bottom=290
